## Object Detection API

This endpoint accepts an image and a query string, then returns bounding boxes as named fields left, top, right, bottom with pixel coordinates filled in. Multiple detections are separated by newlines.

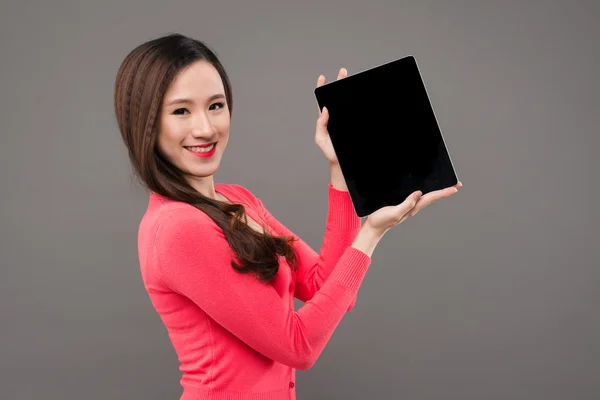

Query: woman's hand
left=315, top=68, right=348, bottom=165
left=364, top=182, right=463, bottom=236
left=315, top=67, right=463, bottom=235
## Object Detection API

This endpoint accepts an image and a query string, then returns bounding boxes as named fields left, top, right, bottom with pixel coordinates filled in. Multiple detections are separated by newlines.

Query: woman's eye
left=210, top=102, right=225, bottom=111
left=173, top=108, right=189, bottom=115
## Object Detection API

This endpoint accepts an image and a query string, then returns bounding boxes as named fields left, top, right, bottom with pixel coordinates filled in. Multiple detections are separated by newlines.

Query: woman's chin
left=186, top=165, right=219, bottom=179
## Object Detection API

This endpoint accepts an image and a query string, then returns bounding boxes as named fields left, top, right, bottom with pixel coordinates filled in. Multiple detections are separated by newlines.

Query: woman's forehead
left=167, top=61, right=224, bottom=97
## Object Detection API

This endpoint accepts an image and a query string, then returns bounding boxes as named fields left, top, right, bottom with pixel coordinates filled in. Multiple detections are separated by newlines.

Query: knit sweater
left=138, top=182, right=372, bottom=400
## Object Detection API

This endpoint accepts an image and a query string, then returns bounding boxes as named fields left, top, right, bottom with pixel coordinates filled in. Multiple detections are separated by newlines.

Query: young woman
left=113, top=33, right=461, bottom=400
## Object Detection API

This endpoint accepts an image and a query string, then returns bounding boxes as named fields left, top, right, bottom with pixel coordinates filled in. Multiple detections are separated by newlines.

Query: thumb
left=316, top=107, right=329, bottom=133
left=395, top=190, right=422, bottom=215
left=319, top=107, right=329, bottom=126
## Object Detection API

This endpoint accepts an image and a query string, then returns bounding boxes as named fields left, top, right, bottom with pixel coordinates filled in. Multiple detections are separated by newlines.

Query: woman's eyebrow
left=166, top=94, right=225, bottom=107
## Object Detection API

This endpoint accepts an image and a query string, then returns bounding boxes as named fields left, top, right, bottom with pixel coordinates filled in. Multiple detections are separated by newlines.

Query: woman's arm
left=152, top=207, right=372, bottom=370
left=249, top=180, right=362, bottom=310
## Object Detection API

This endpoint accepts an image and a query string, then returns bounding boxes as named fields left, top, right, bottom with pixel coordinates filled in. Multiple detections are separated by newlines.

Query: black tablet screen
left=314, top=56, right=458, bottom=217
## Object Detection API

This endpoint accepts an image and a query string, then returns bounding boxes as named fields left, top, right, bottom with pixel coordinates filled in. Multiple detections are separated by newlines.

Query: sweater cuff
left=327, top=182, right=361, bottom=230
left=327, top=246, right=371, bottom=292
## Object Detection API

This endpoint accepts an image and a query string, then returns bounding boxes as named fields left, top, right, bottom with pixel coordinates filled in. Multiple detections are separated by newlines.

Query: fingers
left=337, top=67, right=348, bottom=80
left=406, top=186, right=459, bottom=218
left=316, top=67, right=347, bottom=87
left=316, top=74, right=326, bottom=87
left=416, top=181, right=463, bottom=210
left=317, top=68, right=347, bottom=115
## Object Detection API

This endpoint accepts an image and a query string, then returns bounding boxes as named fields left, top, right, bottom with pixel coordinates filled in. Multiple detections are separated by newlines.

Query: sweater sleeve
left=152, top=206, right=371, bottom=370
left=250, top=183, right=362, bottom=310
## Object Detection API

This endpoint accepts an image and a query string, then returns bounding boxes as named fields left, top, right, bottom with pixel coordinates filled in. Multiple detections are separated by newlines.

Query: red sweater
left=138, top=182, right=372, bottom=400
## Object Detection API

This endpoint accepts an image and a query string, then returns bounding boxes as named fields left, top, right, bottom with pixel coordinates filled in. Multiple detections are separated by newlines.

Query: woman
left=113, top=33, right=461, bottom=400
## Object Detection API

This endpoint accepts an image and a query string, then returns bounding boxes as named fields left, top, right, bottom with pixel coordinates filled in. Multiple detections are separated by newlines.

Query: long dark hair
left=113, top=33, right=298, bottom=283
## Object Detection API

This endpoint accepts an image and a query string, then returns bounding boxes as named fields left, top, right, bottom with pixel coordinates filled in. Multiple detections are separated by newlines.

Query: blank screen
left=314, top=56, right=458, bottom=217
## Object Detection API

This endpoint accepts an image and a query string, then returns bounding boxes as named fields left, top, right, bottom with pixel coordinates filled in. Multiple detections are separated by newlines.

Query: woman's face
left=158, top=60, right=230, bottom=182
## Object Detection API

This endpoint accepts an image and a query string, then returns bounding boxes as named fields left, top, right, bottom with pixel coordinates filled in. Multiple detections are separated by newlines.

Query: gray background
left=1, top=0, right=598, bottom=399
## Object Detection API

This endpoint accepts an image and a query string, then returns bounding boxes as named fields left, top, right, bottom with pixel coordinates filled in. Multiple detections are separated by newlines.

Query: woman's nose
left=190, top=113, right=215, bottom=137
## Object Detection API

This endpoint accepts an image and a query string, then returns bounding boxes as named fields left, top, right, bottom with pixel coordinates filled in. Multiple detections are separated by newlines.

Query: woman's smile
left=185, top=142, right=217, bottom=158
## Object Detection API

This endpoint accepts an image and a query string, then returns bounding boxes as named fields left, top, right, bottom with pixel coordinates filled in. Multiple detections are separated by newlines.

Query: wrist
left=329, top=162, right=348, bottom=192
left=351, top=225, right=385, bottom=257
left=361, top=223, right=386, bottom=240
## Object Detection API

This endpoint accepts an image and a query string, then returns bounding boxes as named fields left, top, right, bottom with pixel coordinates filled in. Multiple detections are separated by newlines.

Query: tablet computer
left=314, top=55, right=459, bottom=217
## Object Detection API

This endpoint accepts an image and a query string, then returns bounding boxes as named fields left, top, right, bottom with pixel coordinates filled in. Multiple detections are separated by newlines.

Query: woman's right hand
left=364, top=182, right=463, bottom=236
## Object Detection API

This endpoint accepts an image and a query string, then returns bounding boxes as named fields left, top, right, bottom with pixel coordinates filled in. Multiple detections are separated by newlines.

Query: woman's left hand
left=315, top=67, right=348, bottom=165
